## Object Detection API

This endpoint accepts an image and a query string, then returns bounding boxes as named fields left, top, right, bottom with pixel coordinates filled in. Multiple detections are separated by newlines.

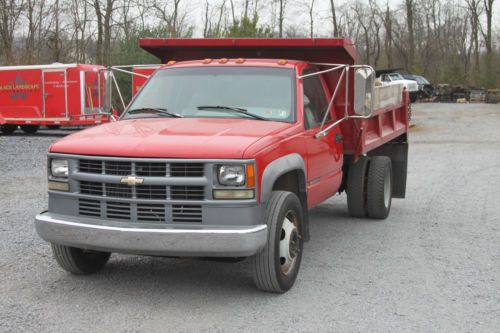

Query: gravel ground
left=0, top=103, right=499, bottom=332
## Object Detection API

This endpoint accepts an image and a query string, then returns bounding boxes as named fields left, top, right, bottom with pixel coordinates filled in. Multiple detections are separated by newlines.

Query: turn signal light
left=277, top=59, right=288, bottom=65
left=202, top=58, right=213, bottom=64
left=219, top=58, right=229, bottom=64
left=166, top=60, right=176, bottom=65
left=246, top=164, right=255, bottom=188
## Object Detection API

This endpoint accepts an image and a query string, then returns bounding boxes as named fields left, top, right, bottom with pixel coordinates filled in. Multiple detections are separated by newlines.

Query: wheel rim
left=384, top=169, right=391, bottom=208
left=279, top=210, right=300, bottom=275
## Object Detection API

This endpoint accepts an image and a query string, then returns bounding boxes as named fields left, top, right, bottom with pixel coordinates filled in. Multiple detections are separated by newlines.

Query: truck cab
left=35, top=39, right=409, bottom=293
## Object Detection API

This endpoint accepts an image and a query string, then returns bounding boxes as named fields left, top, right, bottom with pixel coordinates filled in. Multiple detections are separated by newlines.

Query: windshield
left=414, top=76, right=430, bottom=85
left=123, top=66, right=296, bottom=122
left=389, top=73, right=405, bottom=81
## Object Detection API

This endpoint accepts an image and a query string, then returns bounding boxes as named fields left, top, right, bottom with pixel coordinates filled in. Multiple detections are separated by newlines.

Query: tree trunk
left=405, top=0, right=415, bottom=71
left=329, top=0, right=338, bottom=37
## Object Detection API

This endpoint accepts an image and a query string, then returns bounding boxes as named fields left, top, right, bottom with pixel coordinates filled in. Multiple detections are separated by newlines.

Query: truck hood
left=50, top=118, right=292, bottom=159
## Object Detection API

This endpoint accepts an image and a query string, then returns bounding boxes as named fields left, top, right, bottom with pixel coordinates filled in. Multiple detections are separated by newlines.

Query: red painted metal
left=139, top=38, right=357, bottom=64
left=0, top=64, right=113, bottom=127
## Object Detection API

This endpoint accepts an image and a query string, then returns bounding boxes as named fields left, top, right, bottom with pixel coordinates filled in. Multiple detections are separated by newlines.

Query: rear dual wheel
left=347, top=156, right=393, bottom=219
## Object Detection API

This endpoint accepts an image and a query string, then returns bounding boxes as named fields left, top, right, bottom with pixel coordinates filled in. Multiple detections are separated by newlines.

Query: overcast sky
left=184, top=0, right=500, bottom=38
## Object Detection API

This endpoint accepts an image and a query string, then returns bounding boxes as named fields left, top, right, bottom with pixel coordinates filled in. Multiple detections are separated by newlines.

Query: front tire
left=250, top=191, right=304, bottom=293
left=366, top=156, right=393, bottom=219
left=51, top=243, right=111, bottom=274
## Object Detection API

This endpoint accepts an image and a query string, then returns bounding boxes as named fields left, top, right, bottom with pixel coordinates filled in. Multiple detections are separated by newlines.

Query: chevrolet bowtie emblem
left=120, top=176, right=144, bottom=186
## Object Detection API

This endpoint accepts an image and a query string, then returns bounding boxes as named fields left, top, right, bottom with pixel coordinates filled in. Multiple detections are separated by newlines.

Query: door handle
left=335, top=133, right=343, bottom=143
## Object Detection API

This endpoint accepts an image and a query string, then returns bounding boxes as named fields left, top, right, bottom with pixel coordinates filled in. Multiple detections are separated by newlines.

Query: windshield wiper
left=127, top=107, right=183, bottom=118
left=197, top=105, right=268, bottom=121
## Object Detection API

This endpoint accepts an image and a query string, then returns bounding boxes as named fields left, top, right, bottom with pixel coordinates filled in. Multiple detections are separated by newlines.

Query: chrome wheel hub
left=279, top=211, right=300, bottom=275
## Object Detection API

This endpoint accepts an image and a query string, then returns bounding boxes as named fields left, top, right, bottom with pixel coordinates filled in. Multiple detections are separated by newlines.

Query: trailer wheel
left=347, top=156, right=370, bottom=217
left=366, top=156, right=393, bottom=219
left=0, top=124, right=18, bottom=134
left=20, top=125, right=40, bottom=134
left=250, top=191, right=304, bottom=293
left=51, top=243, right=111, bottom=274
left=47, top=125, right=60, bottom=130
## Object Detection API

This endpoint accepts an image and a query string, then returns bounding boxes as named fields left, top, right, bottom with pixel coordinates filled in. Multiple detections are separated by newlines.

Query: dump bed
left=139, top=38, right=409, bottom=157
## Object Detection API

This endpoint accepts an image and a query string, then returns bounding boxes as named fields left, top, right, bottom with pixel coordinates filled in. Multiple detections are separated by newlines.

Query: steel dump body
left=0, top=63, right=112, bottom=127
left=138, top=38, right=409, bottom=157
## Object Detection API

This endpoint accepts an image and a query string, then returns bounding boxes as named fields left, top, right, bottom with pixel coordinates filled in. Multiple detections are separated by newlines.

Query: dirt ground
left=0, top=103, right=499, bottom=332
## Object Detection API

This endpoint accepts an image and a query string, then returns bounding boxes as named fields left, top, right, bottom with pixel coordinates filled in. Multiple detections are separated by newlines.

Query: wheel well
left=272, top=170, right=310, bottom=241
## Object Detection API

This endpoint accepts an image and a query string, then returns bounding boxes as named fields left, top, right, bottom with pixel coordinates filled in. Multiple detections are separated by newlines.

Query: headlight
left=51, top=159, right=68, bottom=178
left=218, top=165, right=245, bottom=186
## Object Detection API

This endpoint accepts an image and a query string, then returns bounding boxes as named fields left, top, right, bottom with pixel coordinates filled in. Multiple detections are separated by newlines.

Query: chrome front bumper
left=35, top=212, right=268, bottom=257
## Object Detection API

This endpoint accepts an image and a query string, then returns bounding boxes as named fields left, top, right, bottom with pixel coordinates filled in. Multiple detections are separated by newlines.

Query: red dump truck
left=0, top=63, right=114, bottom=134
left=35, top=38, right=409, bottom=293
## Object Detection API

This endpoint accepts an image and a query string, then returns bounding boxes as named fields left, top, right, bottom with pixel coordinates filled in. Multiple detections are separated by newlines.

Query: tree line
left=0, top=0, right=498, bottom=88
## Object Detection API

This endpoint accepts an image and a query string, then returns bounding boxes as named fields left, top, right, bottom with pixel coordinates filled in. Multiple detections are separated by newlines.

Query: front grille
left=77, top=200, right=198, bottom=223
left=170, top=163, right=204, bottom=177
left=172, top=205, right=202, bottom=223
left=106, top=183, right=132, bottom=198
left=80, top=181, right=103, bottom=196
left=78, top=160, right=204, bottom=177
left=136, top=185, right=167, bottom=200
left=75, top=158, right=207, bottom=223
left=136, top=162, right=166, bottom=177
left=79, top=182, right=202, bottom=201
left=106, top=201, right=130, bottom=220
left=171, top=186, right=204, bottom=200
left=105, top=161, right=132, bottom=175
left=79, top=160, right=102, bottom=174
left=79, top=199, right=101, bottom=217
left=137, top=204, right=166, bottom=222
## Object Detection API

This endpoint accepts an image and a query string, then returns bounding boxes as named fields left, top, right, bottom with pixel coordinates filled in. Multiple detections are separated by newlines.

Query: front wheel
left=250, top=191, right=304, bottom=293
left=51, top=243, right=111, bottom=274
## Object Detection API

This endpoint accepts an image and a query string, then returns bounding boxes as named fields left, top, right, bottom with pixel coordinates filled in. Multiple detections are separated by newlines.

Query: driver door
left=300, top=68, right=343, bottom=208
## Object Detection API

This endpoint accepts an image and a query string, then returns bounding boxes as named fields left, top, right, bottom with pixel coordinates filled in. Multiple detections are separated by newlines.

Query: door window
left=302, top=68, right=331, bottom=129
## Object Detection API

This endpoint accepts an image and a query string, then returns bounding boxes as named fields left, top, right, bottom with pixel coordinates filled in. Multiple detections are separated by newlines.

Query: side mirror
left=354, top=67, right=375, bottom=116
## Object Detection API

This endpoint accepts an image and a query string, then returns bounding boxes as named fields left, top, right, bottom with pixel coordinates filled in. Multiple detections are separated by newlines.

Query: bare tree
left=0, top=0, right=25, bottom=64
left=24, top=0, right=46, bottom=64
left=465, top=0, right=482, bottom=83
left=278, top=0, right=287, bottom=37
left=305, top=0, right=315, bottom=38
left=405, top=0, right=416, bottom=71
left=153, top=0, right=193, bottom=38
left=329, top=0, right=339, bottom=37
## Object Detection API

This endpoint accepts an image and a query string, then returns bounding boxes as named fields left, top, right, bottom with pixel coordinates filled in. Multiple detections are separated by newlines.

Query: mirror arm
left=317, top=68, right=346, bottom=134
